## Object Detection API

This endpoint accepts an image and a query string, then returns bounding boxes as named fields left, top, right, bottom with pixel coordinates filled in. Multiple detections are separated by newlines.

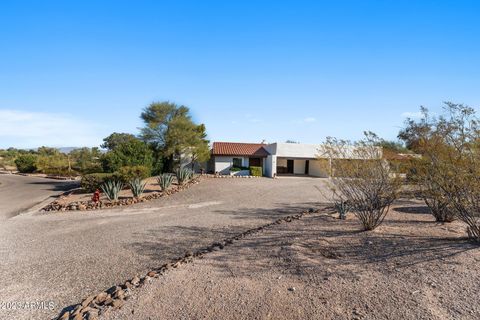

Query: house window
left=233, top=158, right=243, bottom=168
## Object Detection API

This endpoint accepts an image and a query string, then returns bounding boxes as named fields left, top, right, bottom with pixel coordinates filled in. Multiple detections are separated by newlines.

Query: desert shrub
left=399, top=103, right=480, bottom=240
left=175, top=167, right=193, bottom=185
left=249, top=166, right=262, bottom=177
left=414, top=162, right=456, bottom=222
left=424, top=197, right=456, bottom=223
left=117, top=165, right=151, bottom=183
left=231, top=166, right=249, bottom=172
left=81, top=173, right=117, bottom=192
left=70, top=147, right=102, bottom=174
left=101, top=179, right=123, bottom=201
left=157, top=173, right=174, bottom=191
left=15, top=154, right=37, bottom=173
left=322, top=132, right=401, bottom=230
left=129, top=177, right=147, bottom=198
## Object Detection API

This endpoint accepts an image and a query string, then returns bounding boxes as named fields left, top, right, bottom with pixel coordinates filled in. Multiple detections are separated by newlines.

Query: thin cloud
left=303, top=117, right=316, bottom=123
left=0, top=109, right=105, bottom=148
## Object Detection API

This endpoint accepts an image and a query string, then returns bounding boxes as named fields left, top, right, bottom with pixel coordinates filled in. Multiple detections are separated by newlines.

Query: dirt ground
left=101, top=199, right=480, bottom=320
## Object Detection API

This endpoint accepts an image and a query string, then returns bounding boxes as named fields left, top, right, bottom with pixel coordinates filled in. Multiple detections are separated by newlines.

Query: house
left=208, top=142, right=269, bottom=175
left=209, top=141, right=383, bottom=177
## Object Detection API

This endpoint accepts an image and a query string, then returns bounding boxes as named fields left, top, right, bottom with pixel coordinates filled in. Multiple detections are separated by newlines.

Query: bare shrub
left=322, top=132, right=401, bottom=230
left=399, top=103, right=480, bottom=240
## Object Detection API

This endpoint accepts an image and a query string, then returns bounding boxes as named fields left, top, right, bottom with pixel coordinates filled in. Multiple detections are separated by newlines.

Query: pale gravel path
left=0, top=176, right=329, bottom=320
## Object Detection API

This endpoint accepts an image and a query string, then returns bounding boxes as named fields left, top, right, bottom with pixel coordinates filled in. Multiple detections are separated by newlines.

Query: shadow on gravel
left=200, top=213, right=478, bottom=280
left=27, top=180, right=79, bottom=192
left=129, top=202, right=328, bottom=263
left=213, top=201, right=327, bottom=221
left=129, top=225, right=241, bottom=262
left=394, top=205, right=431, bottom=215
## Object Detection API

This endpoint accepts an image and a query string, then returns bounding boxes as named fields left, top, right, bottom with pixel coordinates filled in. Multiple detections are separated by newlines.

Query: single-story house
left=208, top=142, right=269, bottom=175
left=208, top=141, right=383, bottom=178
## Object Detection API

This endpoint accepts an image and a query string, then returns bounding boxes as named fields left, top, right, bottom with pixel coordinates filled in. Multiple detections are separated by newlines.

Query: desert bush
left=101, top=179, right=123, bottom=201
left=399, top=103, right=480, bottom=240
left=70, top=147, right=102, bottom=174
left=322, top=132, right=401, bottom=230
left=129, top=177, right=147, bottom=198
left=117, top=165, right=151, bottom=183
left=249, top=166, right=262, bottom=177
left=175, top=167, right=193, bottom=185
left=413, top=161, right=456, bottom=222
left=157, top=173, right=174, bottom=191
left=81, top=173, right=118, bottom=192
left=14, top=154, right=37, bottom=173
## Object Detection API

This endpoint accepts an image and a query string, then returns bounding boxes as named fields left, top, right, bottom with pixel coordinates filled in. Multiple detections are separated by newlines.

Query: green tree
left=36, top=152, right=70, bottom=175
left=70, top=147, right=102, bottom=174
left=100, top=133, right=153, bottom=174
left=15, top=154, right=38, bottom=173
left=101, top=133, right=137, bottom=150
left=140, top=101, right=210, bottom=172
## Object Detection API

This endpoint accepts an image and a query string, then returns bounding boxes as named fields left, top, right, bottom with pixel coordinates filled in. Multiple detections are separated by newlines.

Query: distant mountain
left=58, top=147, right=79, bottom=154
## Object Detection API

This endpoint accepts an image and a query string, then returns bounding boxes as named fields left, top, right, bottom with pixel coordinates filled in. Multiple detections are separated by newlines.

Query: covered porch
left=275, top=157, right=329, bottom=177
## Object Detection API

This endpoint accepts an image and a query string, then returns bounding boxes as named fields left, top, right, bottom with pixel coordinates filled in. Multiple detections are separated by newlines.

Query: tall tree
left=140, top=101, right=210, bottom=172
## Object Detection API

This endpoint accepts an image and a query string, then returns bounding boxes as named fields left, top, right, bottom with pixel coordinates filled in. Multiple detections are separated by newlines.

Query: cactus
left=175, top=167, right=193, bottom=185
left=334, top=199, right=350, bottom=220
left=157, top=173, right=174, bottom=191
left=129, top=177, right=147, bottom=198
left=100, top=179, right=123, bottom=201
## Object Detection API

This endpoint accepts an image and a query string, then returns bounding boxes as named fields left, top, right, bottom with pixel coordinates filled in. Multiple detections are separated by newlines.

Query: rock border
left=203, top=174, right=263, bottom=179
left=42, top=177, right=202, bottom=212
left=54, top=207, right=320, bottom=320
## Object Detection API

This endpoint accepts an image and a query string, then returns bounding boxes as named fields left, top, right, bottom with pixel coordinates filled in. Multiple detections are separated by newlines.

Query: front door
left=305, top=160, right=309, bottom=175
left=249, top=157, right=262, bottom=167
left=287, top=160, right=294, bottom=174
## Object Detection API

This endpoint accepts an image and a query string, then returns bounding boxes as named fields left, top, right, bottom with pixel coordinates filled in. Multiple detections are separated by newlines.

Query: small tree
left=14, top=154, right=37, bottom=173
left=100, top=133, right=153, bottom=174
left=140, top=101, right=210, bottom=173
left=322, top=132, right=401, bottom=230
left=399, top=103, right=480, bottom=240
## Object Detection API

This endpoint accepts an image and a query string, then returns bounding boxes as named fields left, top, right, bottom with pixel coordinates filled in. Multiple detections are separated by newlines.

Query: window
left=233, top=158, right=243, bottom=168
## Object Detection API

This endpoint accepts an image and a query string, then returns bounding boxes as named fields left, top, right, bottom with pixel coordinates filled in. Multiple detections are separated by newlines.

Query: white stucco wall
left=274, top=143, right=322, bottom=158
left=213, top=156, right=250, bottom=175
left=214, top=156, right=234, bottom=174
left=294, top=159, right=306, bottom=174
left=269, top=142, right=382, bottom=160
left=265, top=155, right=276, bottom=177
left=309, top=159, right=329, bottom=177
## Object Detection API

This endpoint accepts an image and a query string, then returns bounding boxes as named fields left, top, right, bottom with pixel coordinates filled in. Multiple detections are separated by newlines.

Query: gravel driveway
left=0, top=176, right=329, bottom=319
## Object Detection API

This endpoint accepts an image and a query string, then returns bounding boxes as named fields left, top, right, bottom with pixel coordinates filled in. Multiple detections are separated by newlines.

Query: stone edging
left=42, top=178, right=202, bottom=212
left=54, top=207, right=320, bottom=320
left=202, top=174, right=263, bottom=179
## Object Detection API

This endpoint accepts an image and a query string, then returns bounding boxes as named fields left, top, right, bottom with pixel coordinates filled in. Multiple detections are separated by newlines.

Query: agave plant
left=101, top=179, right=123, bottom=201
left=175, top=167, right=193, bottom=185
left=129, top=177, right=147, bottom=198
left=157, top=173, right=174, bottom=191
left=334, top=199, right=350, bottom=220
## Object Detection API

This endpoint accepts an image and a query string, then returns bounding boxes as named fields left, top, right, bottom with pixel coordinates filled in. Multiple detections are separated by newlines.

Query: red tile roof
left=212, top=142, right=270, bottom=157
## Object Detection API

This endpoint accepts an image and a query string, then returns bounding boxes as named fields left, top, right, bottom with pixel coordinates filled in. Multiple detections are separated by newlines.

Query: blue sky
left=1, top=1, right=480, bottom=148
